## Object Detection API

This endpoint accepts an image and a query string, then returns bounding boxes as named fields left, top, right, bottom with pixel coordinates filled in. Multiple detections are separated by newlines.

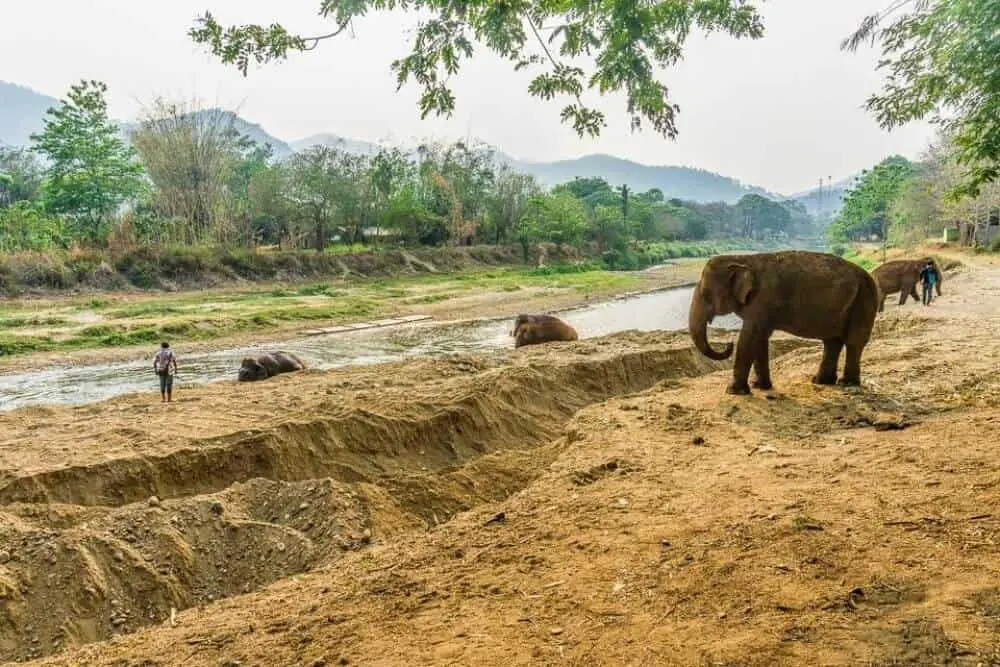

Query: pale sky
left=1, top=0, right=934, bottom=195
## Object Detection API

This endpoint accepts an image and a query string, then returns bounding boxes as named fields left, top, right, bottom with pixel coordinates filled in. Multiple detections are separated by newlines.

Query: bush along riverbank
left=0, top=240, right=773, bottom=296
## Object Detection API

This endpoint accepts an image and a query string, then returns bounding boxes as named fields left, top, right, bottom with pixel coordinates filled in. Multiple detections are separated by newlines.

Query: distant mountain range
left=1, top=80, right=829, bottom=206
left=0, top=82, right=59, bottom=147
left=509, top=154, right=778, bottom=201
left=789, top=177, right=853, bottom=217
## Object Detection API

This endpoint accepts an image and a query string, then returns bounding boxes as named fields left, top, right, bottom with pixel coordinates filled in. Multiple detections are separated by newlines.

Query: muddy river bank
left=0, top=285, right=741, bottom=410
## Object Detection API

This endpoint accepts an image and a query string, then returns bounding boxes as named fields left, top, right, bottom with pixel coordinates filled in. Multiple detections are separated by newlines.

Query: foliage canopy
left=827, top=155, right=915, bottom=243
left=189, top=1, right=764, bottom=139
left=844, top=0, right=1000, bottom=197
left=30, top=80, right=145, bottom=243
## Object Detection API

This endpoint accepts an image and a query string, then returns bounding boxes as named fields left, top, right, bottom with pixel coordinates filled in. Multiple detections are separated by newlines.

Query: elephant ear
left=728, top=263, right=755, bottom=305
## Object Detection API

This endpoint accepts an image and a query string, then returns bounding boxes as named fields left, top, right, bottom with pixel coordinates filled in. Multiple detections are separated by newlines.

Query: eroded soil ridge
left=0, top=331, right=779, bottom=663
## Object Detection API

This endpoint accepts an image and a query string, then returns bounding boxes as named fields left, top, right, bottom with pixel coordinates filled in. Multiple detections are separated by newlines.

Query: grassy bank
left=0, top=244, right=543, bottom=294
left=0, top=240, right=769, bottom=296
left=0, top=239, right=776, bottom=360
left=0, top=263, right=652, bottom=357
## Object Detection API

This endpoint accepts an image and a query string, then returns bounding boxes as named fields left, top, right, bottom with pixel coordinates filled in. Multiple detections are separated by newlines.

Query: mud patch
left=859, top=579, right=927, bottom=607
left=570, top=458, right=637, bottom=487
left=972, top=588, right=1000, bottom=619
left=868, top=619, right=969, bottom=666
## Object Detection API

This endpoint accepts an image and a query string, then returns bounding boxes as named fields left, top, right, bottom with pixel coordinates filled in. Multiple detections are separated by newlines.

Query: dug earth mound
left=0, top=329, right=779, bottom=662
left=7, top=250, right=1000, bottom=665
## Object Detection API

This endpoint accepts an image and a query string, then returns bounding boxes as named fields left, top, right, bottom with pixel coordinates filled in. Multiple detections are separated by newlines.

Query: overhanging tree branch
left=189, top=1, right=765, bottom=139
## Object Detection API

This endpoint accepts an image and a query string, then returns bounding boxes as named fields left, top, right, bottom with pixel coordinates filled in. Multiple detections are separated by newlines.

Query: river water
left=0, top=285, right=742, bottom=411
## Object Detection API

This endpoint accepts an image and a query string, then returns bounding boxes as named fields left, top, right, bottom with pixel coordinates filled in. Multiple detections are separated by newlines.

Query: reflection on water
left=0, top=285, right=742, bottom=411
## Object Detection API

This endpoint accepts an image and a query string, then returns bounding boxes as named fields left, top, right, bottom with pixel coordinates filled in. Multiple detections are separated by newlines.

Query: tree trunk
left=315, top=210, right=325, bottom=252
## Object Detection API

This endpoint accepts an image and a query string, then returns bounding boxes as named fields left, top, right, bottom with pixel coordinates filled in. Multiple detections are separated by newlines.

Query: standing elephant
left=871, top=258, right=943, bottom=312
left=689, top=250, right=879, bottom=395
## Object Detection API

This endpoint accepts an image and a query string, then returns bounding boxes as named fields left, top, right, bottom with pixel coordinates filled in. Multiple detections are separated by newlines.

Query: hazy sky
left=2, top=0, right=934, bottom=194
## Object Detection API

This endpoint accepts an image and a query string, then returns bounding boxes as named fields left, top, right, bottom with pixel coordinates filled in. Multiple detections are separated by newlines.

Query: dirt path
left=6, top=248, right=1000, bottom=665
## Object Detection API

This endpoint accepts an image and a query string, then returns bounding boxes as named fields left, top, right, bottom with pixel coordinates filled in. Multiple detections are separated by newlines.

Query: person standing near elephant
left=919, top=261, right=939, bottom=306
left=153, top=342, right=178, bottom=403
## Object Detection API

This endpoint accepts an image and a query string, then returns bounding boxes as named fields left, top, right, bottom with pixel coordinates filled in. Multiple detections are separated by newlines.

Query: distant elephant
left=512, top=314, right=579, bottom=348
left=237, top=351, right=307, bottom=382
left=871, top=258, right=943, bottom=312
left=689, top=250, right=879, bottom=395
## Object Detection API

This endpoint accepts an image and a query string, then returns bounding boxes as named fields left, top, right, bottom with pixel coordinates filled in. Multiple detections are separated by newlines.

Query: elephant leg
left=878, top=294, right=886, bottom=313
left=726, top=328, right=756, bottom=395
left=839, top=343, right=863, bottom=386
left=910, top=283, right=920, bottom=303
left=899, top=289, right=909, bottom=306
left=751, top=334, right=773, bottom=390
left=812, top=338, right=842, bottom=385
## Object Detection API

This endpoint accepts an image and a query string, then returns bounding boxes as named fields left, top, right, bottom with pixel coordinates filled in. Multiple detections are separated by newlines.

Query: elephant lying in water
left=512, top=314, right=578, bottom=348
left=237, top=351, right=307, bottom=382
left=689, top=250, right=879, bottom=395
left=871, top=257, right=942, bottom=312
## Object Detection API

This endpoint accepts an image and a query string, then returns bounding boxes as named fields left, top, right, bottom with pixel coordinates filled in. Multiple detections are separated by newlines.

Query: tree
left=590, top=205, right=628, bottom=252
left=736, top=194, right=791, bottom=240
left=0, top=147, right=43, bottom=208
left=132, top=101, right=260, bottom=245
left=284, top=146, right=346, bottom=251
left=619, top=184, right=630, bottom=228
left=247, top=163, right=295, bottom=247
left=827, top=156, right=915, bottom=246
left=189, top=2, right=764, bottom=139
left=382, top=183, right=445, bottom=246
left=0, top=201, right=63, bottom=251
left=30, top=80, right=145, bottom=244
left=517, top=191, right=588, bottom=247
left=778, top=199, right=813, bottom=237
left=485, top=165, right=538, bottom=244
left=327, top=150, right=374, bottom=245
left=370, top=147, right=414, bottom=244
left=843, top=0, right=1000, bottom=196
left=230, top=140, right=276, bottom=244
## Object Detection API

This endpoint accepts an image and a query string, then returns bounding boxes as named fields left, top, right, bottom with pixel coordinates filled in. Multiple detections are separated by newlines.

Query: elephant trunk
left=689, top=288, right=733, bottom=361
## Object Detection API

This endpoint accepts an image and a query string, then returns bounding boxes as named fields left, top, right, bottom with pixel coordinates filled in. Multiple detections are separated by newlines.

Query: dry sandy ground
left=2, top=249, right=1000, bottom=665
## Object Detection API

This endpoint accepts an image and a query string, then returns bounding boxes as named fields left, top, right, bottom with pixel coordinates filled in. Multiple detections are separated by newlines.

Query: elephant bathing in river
left=512, top=314, right=578, bottom=348
left=688, top=250, right=880, bottom=395
left=238, top=351, right=307, bottom=382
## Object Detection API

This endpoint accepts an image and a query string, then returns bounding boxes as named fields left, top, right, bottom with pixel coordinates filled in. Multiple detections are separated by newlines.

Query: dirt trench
left=0, top=331, right=820, bottom=663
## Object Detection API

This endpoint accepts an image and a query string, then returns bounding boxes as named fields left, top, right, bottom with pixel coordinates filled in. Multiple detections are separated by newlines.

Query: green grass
left=844, top=251, right=877, bottom=271
left=0, top=334, right=55, bottom=356
left=106, top=303, right=185, bottom=318
left=0, top=258, right=698, bottom=358
left=322, top=242, right=371, bottom=255
left=0, top=315, right=68, bottom=328
left=295, top=283, right=346, bottom=297
left=405, top=293, right=459, bottom=305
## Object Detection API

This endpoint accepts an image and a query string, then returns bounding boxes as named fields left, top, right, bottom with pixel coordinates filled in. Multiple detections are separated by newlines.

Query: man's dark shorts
left=158, top=372, right=173, bottom=393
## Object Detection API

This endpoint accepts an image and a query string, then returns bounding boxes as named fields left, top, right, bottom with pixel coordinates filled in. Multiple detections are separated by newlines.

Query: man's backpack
left=155, top=350, right=173, bottom=375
